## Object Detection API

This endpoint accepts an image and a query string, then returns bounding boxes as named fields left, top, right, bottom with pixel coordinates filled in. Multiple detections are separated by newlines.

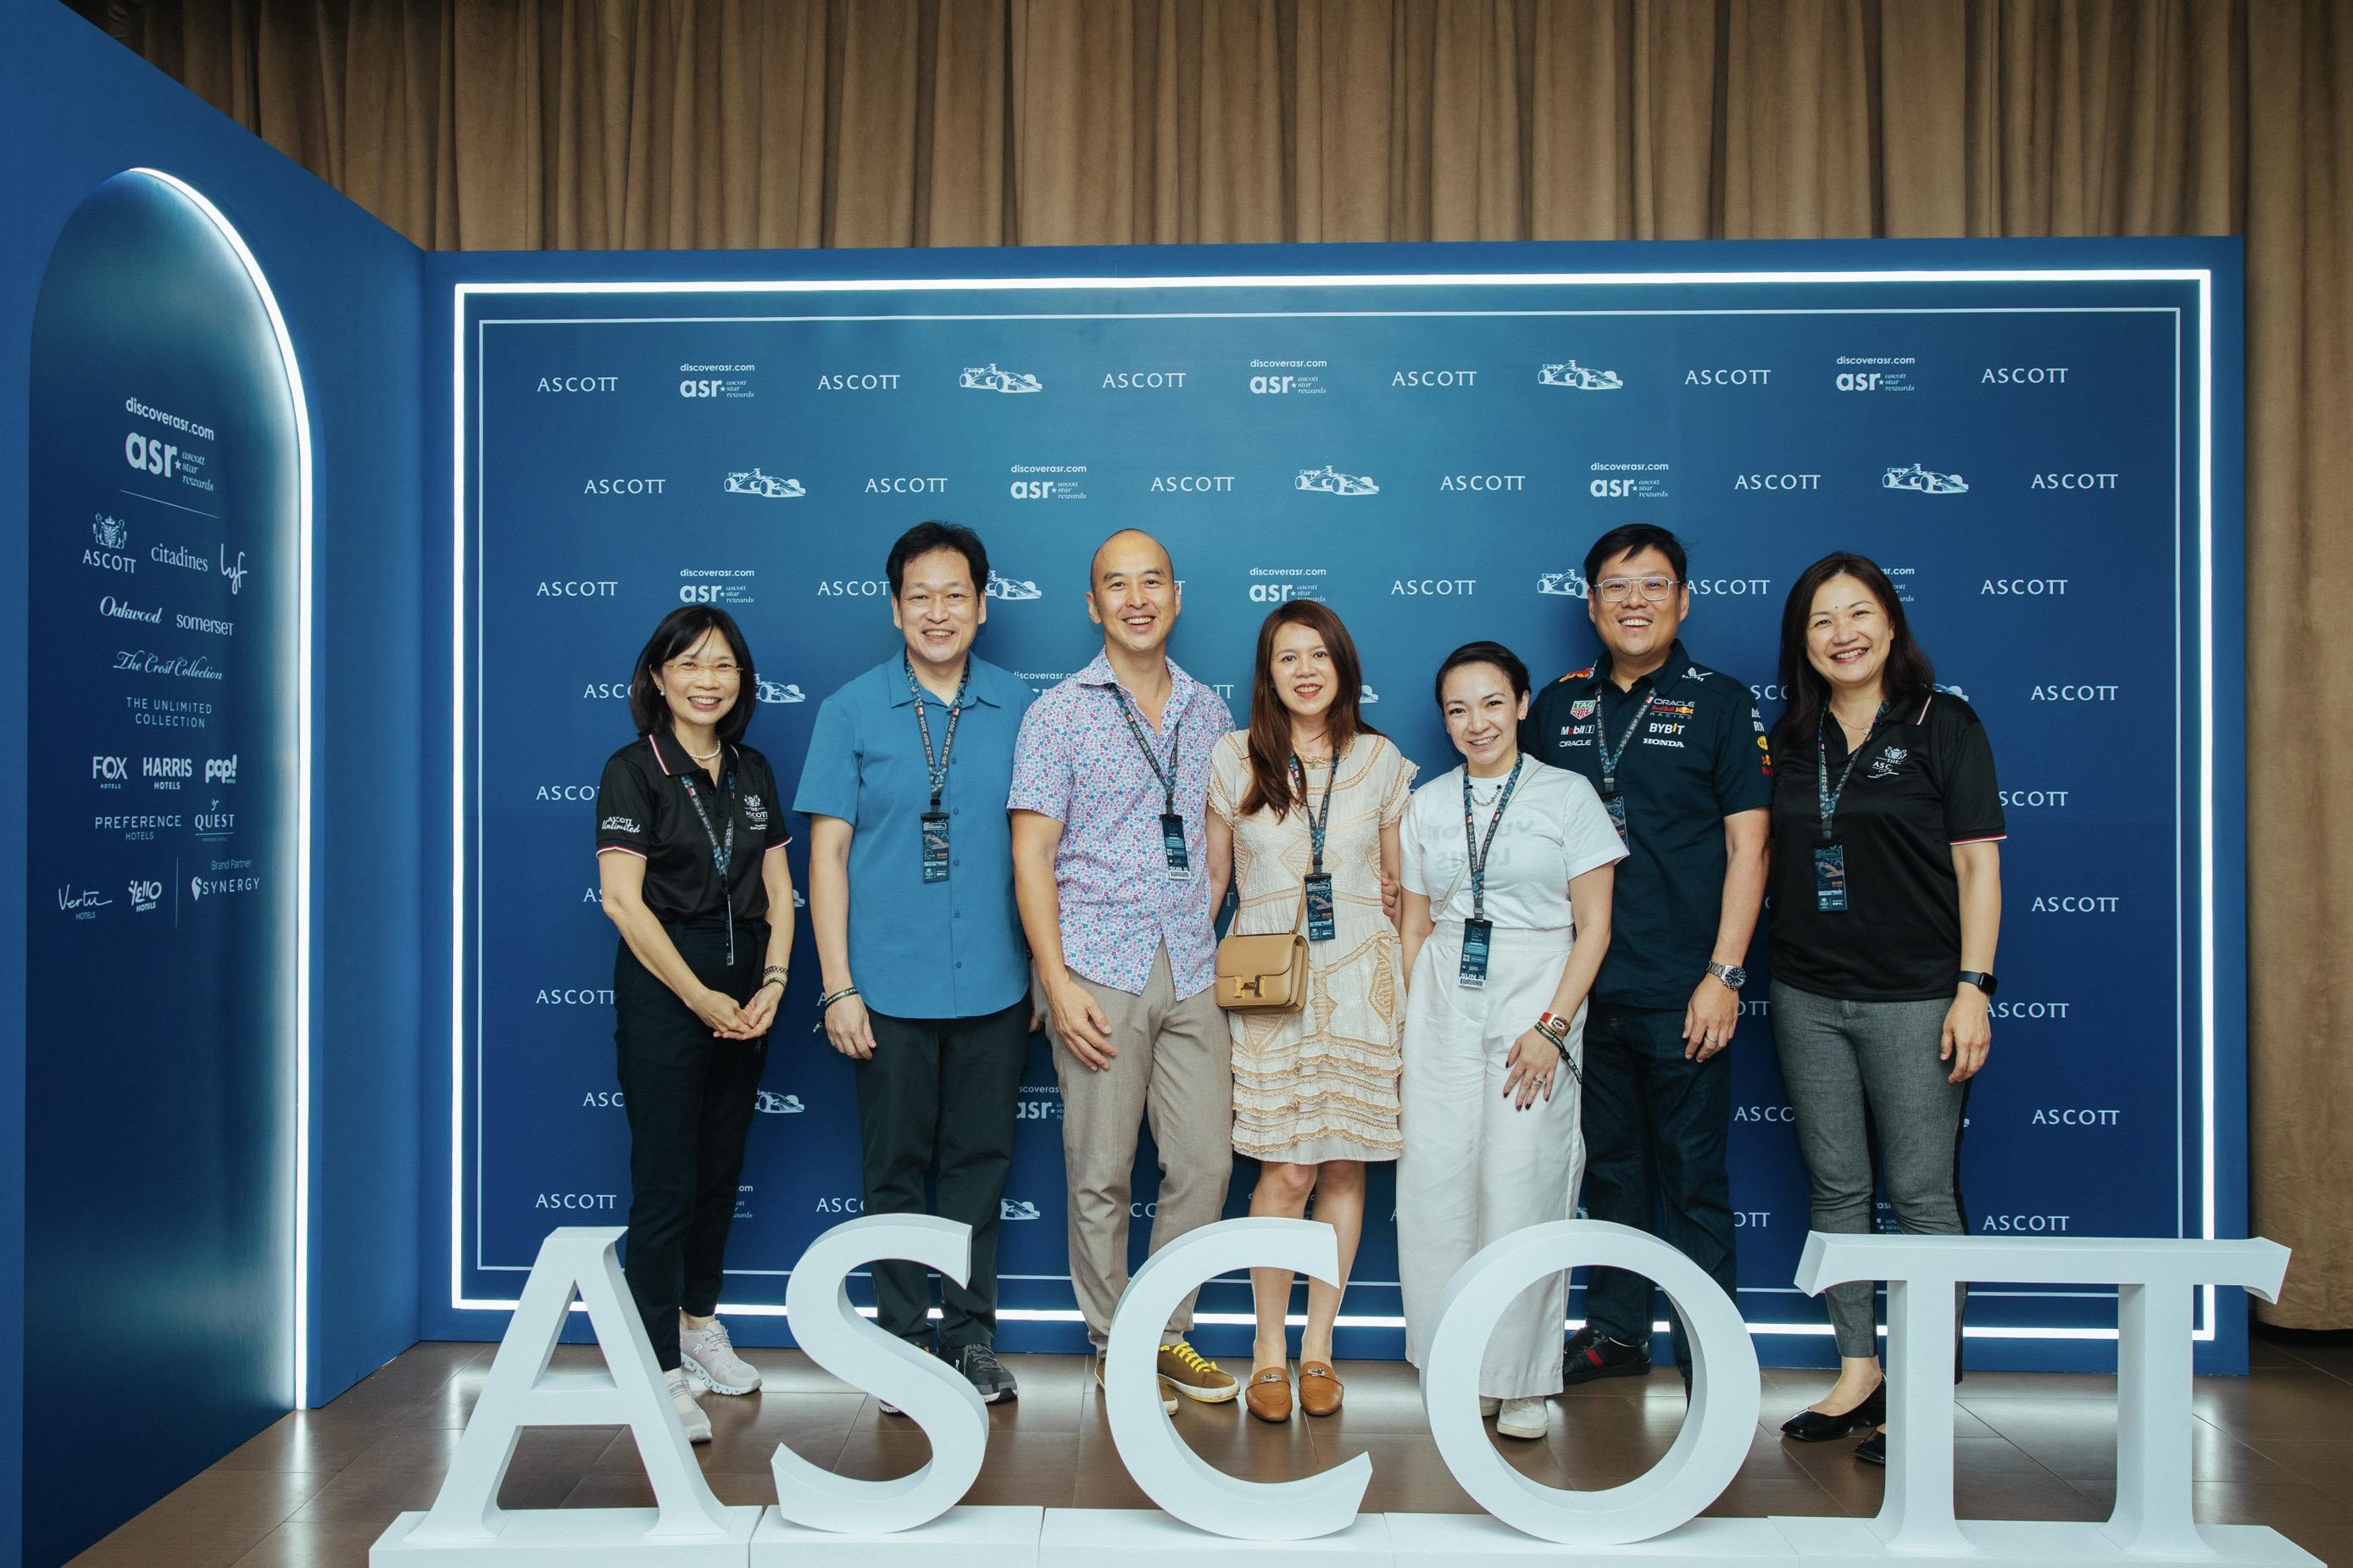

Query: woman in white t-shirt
left=1397, top=641, right=1626, bottom=1443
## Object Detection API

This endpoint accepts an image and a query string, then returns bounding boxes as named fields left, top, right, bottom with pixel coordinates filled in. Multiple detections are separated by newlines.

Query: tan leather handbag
left=1214, top=888, right=1309, bottom=1013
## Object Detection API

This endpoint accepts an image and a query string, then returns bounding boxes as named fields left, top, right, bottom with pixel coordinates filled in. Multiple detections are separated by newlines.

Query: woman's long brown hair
left=1238, top=600, right=1382, bottom=818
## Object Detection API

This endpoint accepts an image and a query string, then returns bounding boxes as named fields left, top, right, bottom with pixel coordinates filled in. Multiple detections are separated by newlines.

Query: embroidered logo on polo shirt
left=742, top=793, right=770, bottom=827
left=1868, top=747, right=1910, bottom=779
left=601, top=815, right=640, bottom=834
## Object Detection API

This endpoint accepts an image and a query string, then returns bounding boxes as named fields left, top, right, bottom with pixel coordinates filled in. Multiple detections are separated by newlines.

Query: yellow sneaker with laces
left=1155, top=1338, right=1239, bottom=1404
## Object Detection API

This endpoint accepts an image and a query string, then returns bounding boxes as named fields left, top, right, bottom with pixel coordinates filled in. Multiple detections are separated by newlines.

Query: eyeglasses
left=1596, top=575, right=1682, bottom=603
left=665, top=658, right=742, bottom=679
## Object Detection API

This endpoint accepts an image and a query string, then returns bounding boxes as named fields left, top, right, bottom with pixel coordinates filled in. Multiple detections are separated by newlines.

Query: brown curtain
left=64, top=0, right=2353, bottom=1329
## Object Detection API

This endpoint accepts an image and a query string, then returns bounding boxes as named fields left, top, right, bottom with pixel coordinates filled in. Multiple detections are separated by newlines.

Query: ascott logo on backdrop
left=1248, top=358, right=1327, bottom=395
left=537, top=375, right=617, bottom=392
left=679, top=568, right=754, bottom=606
left=1010, top=464, right=1087, bottom=502
left=1392, top=577, right=1476, bottom=597
left=1689, top=577, right=1772, bottom=597
left=1983, top=365, right=2070, bottom=385
left=1733, top=472, right=1821, bottom=492
left=1590, top=461, right=1669, bottom=500
left=1538, top=359, right=1622, bottom=390
left=2031, top=471, right=2119, bottom=491
left=1439, top=472, right=1526, bottom=492
left=2031, top=683, right=2119, bottom=702
left=582, top=477, right=665, bottom=496
left=1835, top=355, right=1916, bottom=392
left=1685, top=367, right=1772, bottom=386
left=1149, top=474, right=1234, bottom=494
left=535, top=785, right=598, bottom=802
left=1984, top=578, right=2068, bottom=596
left=1883, top=463, right=1967, bottom=494
left=816, top=372, right=901, bottom=391
left=2033, top=894, right=2119, bottom=914
left=986, top=571, right=1042, bottom=602
left=960, top=363, right=1043, bottom=394
left=1295, top=465, right=1379, bottom=497
left=676, top=362, right=754, bottom=399
left=85, top=514, right=135, bottom=574
left=816, top=579, right=889, bottom=598
left=536, top=987, right=615, bottom=1005
left=537, top=580, right=618, bottom=598
left=724, top=468, right=804, bottom=499
left=1392, top=369, right=1477, bottom=387
left=1104, top=370, right=1188, bottom=389
left=2001, top=787, right=2069, bottom=809
left=1248, top=567, right=1327, bottom=603
left=865, top=475, right=946, bottom=494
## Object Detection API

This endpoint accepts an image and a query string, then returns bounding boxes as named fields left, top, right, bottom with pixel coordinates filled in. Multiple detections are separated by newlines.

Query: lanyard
left=905, top=654, right=971, bottom=812
left=676, top=742, right=740, bottom=962
left=1460, top=755, right=1526, bottom=922
left=1816, top=703, right=1889, bottom=841
left=1290, top=745, right=1343, bottom=875
left=1588, top=667, right=1682, bottom=794
left=1110, top=687, right=1183, bottom=816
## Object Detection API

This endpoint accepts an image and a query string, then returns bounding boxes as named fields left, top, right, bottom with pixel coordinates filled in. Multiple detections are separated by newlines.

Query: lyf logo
left=755, top=1092, right=806, bottom=1115
left=2031, top=684, right=2119, bottom=702
left=124, top=432, right=178, bottom=479
left=1295, top=465, right=1379, bottom=497
left=2034, top=1108, right=2121, bottom=1126
left=1104, top=371, right=1188, bottom=389
left=581, top=478, right=666, bottom=495
left=2031, top=472, right=2119, bottom=491
left=1733, top=473, right=1821, bottom=491
left=1982, top=1215, right=2072, bottom=1233
left=724, top=469, right=804, bottom=499
left=1685, top=368, right=1771, bottom=386
left=205, top=755, right=239, bottom=784
left=757, top=680, right=805, bottom=704
left=2033, top=895, right=2119, bottom=913
left=1983, top=579, right=2068, bottom=596
left=1392, top=370, right=1477, bottom=387
left=127, top=879, right=162, bottom=914
left=217, top=548, right=247, bottom=595
left=1538, top=360, right=1622, bottom=390
left=1537, top=570, right=1588, bottom=598
left=986, top=572, right=1042, bottom=601
left=536, top=375, right=618, bottom=392
left=1983, top=366, right=2070, bottom=384
left=535, top=1193, right=620, bottom=1211
left=1000, top=1199, right=1043, bottom=1220
left=92, top=756, right=129, bottom=782
left=1391, top=578, right=1476, bottom=597
left=960, top=364, right=1042, bottom=394
left=1882, top=463, right=1967, bottom=494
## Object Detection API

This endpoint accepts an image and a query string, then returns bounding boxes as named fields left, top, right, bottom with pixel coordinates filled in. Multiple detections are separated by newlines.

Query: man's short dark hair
left=1583, top=524, right=1688, bottom=589
left=887, top=521, right=989, bottom=598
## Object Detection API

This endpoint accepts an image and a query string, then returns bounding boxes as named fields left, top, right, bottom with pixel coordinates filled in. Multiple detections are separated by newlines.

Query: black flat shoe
left=1779, top=1382, right=1885, bottom=1443
left=1855, top=1430, right=1887, bottom=1465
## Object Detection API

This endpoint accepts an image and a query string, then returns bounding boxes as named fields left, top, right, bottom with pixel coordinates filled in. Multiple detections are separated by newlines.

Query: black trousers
left=614, top=920, right=767, bottom=1371
left=1579, top=1002, right=1738, bottom=1372
left=856, top=998, right=1030, bottom=1349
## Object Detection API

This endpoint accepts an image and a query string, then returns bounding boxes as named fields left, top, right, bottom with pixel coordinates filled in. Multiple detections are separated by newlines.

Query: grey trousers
left=1771, top=981, right=1967, bottom=1359
left=1051, top=945, right=1235, bottom=1349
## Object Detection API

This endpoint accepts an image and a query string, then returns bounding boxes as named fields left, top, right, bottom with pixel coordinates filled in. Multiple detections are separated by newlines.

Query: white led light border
left=450, top=264, right=2223, bottom=1350
left=132, top=168, right=315, bottom=1409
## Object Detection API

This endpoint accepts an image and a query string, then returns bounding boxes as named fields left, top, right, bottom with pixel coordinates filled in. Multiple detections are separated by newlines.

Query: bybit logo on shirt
left=1983, top=366, right=2070, bottom=385
left=1392, top=369, right=1477, bottom=387
left=1835, top=356, right=1916, bottom=392
left=1103, top=370, right=1188, bottom=389
left=1589, top=462, right=1669, bottom=500
left=537, top=375, right=617, bottom=392
left=1685, top=368, right=1772, bottom=386
left=1538, top=360, right=1622, bottom=390
left=677, top=363, right=755, bottom=399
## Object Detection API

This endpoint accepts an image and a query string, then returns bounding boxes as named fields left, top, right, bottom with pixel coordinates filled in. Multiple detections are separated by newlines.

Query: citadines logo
left=1882, top=463, right=1967, bottom=494
left=724, top=468, right=804, bottom=499
left=1538, top=360, right=1622, bottom=390
left=987, top=571, right=1042, bottom=601
left=961, top=364, right=1042, bottom=393
left=1295, top=465, right=1378, bottom=496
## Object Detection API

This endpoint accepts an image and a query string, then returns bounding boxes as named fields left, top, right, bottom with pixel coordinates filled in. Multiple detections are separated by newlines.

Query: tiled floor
left=67, top=1335, right=2353, bottom=1566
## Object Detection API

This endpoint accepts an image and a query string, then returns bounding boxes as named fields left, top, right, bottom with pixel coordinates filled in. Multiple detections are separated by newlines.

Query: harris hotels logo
left=724, top=468, right=804, bottom=499
left=1538, top=359, right=1622, bottom=390
left=961, top=363, right=1042, bottom=393
left=1882, top=463, right=1967, bottom=494
left=986, top=571, right=1042, bottom=602
left=1295, top=464, right=1378, bottom=497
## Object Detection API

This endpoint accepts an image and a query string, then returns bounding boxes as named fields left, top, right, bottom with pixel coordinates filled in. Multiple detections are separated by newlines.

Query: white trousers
left=1398, top=919, right=1586, bottom=1398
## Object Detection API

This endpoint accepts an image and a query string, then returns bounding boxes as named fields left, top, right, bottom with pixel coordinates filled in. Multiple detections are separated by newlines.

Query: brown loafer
left=1243, top=1365, right=1293, bottom=1422
left=1297, top=1359, right=1343, bottom=1417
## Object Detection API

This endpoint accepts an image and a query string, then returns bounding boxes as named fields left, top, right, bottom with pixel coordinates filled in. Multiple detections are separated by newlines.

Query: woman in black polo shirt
left=595, top=606, right=796, bottom=1443
left=1766, top=553, right=2002, bottom=1467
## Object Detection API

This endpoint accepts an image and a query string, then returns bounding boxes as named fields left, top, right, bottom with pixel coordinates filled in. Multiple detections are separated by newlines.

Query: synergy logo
left=1882, top=463, right=1968, bottom=494
left=1537, top=570, right=1588, bottom=598
left=755, top=1091, right=806, bottom=1115
left=986, top=571, right=1042, bottom=601
left=1000, top=1199, right=1043, bottom=1220
left=1538, top=359, right=1622, bottom=390
left=1295, top=464, right=1379, bottom=497
left=960, top=363, right=1042, bottom=394
left=189, top=862, right=263, bottom=901
left=756, top=679, right=805, bottom=705
left=724, top=468, right=804, bottom=499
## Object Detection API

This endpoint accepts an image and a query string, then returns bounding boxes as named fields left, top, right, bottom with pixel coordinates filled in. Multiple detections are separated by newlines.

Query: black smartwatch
left=1955, top=970, right=1999, bottom=998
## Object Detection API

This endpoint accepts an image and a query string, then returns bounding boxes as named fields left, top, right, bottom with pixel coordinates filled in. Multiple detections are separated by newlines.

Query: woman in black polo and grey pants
left=595, top=605, right=797, bottom=1443
left=1766, top=553, right=2002, bottom=1468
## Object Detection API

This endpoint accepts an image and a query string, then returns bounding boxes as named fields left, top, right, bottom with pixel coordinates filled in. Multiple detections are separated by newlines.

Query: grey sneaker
left=678, top=1316, right=761, bottom=1395
left=665, top=1366, right=713, bottom=1443
left=954, top=1343, right=1019, bottom=1404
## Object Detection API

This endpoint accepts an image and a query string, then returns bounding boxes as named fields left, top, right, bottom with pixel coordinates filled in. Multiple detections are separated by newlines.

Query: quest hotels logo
left=1010, top=465, right=1087, bottom=502
left=757, top=680, right=806, bottom=704
left=724, top=468, right=804, bottom=499
left=679, top=569, right=754, bottom=607
left=1983, top=365, right=2070, bottom=384
left=86, top=514, right=135, bottom=574
left=1836, top=356, right=1916, bottom=392
left=1104, top=370, right=1188, bottom=389
left=755, top=1091, right=806, bottom=1115
left=677, top=362, right=754, bottom=399
left=1537, top=570, right=1588, bottom=598
left=537, top=375, right=617, bottom=392
left=1296, top=465, right=1379, bottom=497
left=1249, top=359, right=1327, bottom=395
left=1590, top=462, right=1669, bottom=500
left=1248, top=567, right=1327, bottom=603
left=1538, top=360, right=1622, bottom=390
left=987, top=571, right=1042, bottom=602
left=961, top=364, right=1042, bottom=394
left=1883, top=463, right=1967, bottom=494
left=1685, top=368, right=1772, bottom=386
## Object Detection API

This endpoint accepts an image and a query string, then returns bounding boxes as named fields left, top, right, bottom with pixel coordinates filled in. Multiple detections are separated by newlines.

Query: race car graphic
left=999, top=1199, right=1043, bottom=1220
left=756, top=680, right=806, bottom=704
left=724, top=467, right=805, bottom=498
left=1537, top=570, right=1589, bottom=598
left=1881, top=463, right=1968, bottom=494
left=1295, top=464, right=1380, bottom=496
left=960, top=363, right=1043, bottom=393
left=987, top=570, right=1043, bottom=601
left=754, top=1092, right=805, bottom=1115
left=1538, top=360, right=1623, bottom=390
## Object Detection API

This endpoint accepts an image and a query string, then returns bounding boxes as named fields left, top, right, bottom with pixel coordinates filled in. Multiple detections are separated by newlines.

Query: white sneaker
left=679, top=1316, right=762, bottom=1395
left=1479, top=1395, right=1502, bottom=1418
left=1496, top=1397, right=1549, bottom=1440
left=665, top=1366, right=713, bottom=1443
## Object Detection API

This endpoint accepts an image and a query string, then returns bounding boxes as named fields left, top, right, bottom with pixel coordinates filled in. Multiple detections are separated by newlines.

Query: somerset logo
left=754, top=1091, right=805, bottom=1115
left=1538, top=360, right=1623, bottom=390
left=987, top=571, right=1042, bottom=601
left=1295, top=464, right=1379, bottom=497
left=960, top=363, right=1042, bottom=394
left=756, top=680, right=805, bottom=705
left=1538, top=570, right=1589, bottom=598
left=724, top=468, right=804, bottom=499
left=1882, top=463, right=1968, bottom=495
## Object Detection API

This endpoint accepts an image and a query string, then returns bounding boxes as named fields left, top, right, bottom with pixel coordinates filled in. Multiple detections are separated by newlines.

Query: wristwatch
left=1955, top=970, right=2000, bottom=997
left=1706, top=961, right=1746, bottom=992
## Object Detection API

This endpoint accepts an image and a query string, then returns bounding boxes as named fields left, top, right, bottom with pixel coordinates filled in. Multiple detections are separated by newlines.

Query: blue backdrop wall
left=427, top=242, right=2246, bottom=1377
left=1, top=5, right=425, bottom=1563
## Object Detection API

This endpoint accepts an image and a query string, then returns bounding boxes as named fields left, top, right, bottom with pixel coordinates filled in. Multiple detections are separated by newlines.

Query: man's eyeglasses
left=665, top=659, right=742, bottom=678
left=1595, top=575, right=1683, bottom=603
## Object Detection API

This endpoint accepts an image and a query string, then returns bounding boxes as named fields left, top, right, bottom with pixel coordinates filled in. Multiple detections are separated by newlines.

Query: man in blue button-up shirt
left=793, top=522, right=1037, bottom=1405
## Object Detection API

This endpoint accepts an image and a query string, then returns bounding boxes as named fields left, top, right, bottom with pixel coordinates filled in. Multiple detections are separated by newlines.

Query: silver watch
left=1706, top=961, right=1747, bottom=992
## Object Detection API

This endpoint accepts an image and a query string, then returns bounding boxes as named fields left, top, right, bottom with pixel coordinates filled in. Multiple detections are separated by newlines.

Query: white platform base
left=1388, top=1514, right=1794, bottom=1565
left=1768, top=1516, right=2326, bottom=1567
left=370, top=1505, right=763, bottom=1567
left=1038, top=1508, right=1393, bottom=1566
left=751, top=1505, right=1044, bottom=1565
